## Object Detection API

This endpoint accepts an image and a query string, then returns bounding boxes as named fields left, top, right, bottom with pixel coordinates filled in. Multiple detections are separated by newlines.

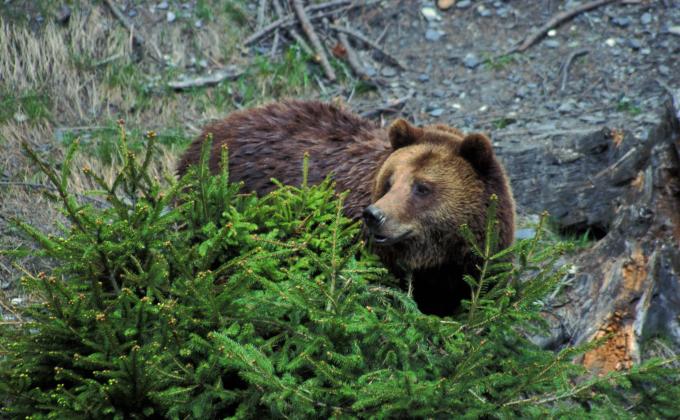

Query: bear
left=177, top=100, right=515, bottom=316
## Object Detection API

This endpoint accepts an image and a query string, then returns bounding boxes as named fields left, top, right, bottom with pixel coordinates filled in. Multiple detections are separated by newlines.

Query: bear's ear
left=388, top=118, right=423, bottom=149
left=460, top=133, right=495, bottom=174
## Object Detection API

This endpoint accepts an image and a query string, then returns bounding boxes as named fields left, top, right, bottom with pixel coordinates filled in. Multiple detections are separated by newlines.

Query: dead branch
left=245, top=0, right=353, bottom=45
left=560, top=49, right=590, bottom=92
left=167, top=66, right=244, bottom=90
left=257, top=0, right=268, bottom=30
left=272, top=0, right=314, bottom=56
left=103, top=0, right=146, bottom=47
left=509, top=0, right=619, bottom=54
left=328, top=24, right=405, bottom=70
left=292, top=0, right=336, bottom=81
left=337, top=32, right=368, bottom=79
left=103, top=0, right=164, bottom=61
left=360, top=91, right=413, bottom=119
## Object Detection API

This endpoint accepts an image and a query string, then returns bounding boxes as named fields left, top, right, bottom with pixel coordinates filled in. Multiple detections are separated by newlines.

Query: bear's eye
left=413, top=182, right=432, bottom=197
left=382, top=178, right=392, bottom=193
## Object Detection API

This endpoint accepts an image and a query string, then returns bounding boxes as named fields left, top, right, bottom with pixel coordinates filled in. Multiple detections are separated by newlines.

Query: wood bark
left=496, top=100, right=680, bottom=374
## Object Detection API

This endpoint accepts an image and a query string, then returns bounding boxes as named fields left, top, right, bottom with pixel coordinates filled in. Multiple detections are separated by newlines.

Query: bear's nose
left=362, top=205, right=385, bottom=229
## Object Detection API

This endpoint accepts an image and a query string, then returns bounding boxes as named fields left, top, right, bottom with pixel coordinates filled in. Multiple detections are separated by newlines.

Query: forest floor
left=1, top=0, right=679, bottom=316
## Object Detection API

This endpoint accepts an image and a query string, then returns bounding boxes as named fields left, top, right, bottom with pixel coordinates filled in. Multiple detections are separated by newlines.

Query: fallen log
left=497, top=100, right=680, bottom=374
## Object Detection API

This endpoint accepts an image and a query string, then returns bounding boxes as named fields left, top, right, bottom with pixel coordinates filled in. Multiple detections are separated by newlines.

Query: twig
left=244, top=0, right=353, bottom=45
left=292, top=0, right=336, bottom=81
left=360, top=90, right=413, bottom=119
left=337, top=32, right=368, bottom=79
left=509, top=0, right=619, bottom=54
left=329, top=24, right=405, bottom=69
left=103, top=0, right=145, bottom=47
left=560, top=49, right=590, bottom=92
left=257, top=0, right=268, bottom=30
left=272, top=0, right=313, bottom=56
left=167, top=66, right=244, bottom=90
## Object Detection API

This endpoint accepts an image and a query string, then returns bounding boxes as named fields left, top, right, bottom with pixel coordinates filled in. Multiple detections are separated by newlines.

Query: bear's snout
left=363, top=205, right=413, bottom=246
left=362, top=205, right=385, bottom=230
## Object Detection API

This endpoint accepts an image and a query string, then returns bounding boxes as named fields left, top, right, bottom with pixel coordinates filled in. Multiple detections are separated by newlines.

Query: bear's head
left=363, top=118, right=514, bottom=271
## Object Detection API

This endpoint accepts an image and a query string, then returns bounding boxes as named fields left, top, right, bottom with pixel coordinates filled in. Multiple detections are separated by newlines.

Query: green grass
left=204, top=44, right=313, bottom=111
left=617, top=98, right=642, bottom=116
left=484, top=53, right=518, bottom=71
left=60, top=122, right=190, bottom=165
left=492, top=117, right=517, bottom=129
left=223, top=0, right=248, bottom=25
left=0, top=89, right=52, bottom=125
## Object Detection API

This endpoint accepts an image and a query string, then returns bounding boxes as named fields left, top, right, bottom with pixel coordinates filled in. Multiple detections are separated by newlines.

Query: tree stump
left=497, top=99, right=680, bottom=374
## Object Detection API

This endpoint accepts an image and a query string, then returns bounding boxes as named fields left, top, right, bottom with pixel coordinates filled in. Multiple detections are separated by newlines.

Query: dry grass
left=0, top=3, right=254, bottom=295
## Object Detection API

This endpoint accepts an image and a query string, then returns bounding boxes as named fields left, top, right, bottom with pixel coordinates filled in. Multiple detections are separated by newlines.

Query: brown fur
left=177, top=100, right=515, bottom=316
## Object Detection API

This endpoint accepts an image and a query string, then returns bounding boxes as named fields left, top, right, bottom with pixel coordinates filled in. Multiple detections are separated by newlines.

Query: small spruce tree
left=1, top=123, right=678, bottom=418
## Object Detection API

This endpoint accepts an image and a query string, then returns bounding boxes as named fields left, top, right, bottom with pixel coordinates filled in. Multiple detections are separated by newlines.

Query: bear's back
left=177, top=100, right=391, bottom=218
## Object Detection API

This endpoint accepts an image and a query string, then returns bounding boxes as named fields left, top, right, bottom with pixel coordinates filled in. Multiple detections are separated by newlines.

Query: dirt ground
left=1, top=0, right=679, bottom=302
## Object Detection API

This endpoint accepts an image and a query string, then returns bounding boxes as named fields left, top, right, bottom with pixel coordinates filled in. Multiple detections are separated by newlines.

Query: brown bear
left=177, top=100, right=515, bottom=316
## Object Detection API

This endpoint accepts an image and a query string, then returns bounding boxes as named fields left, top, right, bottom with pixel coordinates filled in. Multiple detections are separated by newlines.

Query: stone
left=611, top=16, right=630, bottom=28
left=158, top=1, right=169, bottom=10
left=56, top=4, right=71, bottom=24
left=167, top=11, right=176, bottom=22
left=627, top=39, right=642, bottom=50
left=463, top=53, right=480, bottom=69
left=425, top=28, right=445, bottom=42
left=429, top=108, right=445, bottom=117
left=545, top=39, right=560, bottom=49
left=456, top=0, right=471, bottom=9
left=381, top=67, right=397, bottom=77
left=515, top=228, right=536, bottom=240
left=640, top=12, right=652, bottom=25
left=417, top=73, right=430, bottom=82
left=659, top=65, right=670, bottom=77
left=421, top=7, right=441, bottom=21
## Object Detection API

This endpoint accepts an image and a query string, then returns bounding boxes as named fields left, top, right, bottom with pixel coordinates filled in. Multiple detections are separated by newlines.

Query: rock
left=421, top=7, right=441, bottom=22
left=640, top=12, right=652, bottom=25
left=167, top=11, right=176, bottom=22
left=195, top=19, right=203, bottom=28
left=605, top=38, right=616, bottom=47
left=56, top=4, right=71, bottom=24
left=417, top=73, right=430, bottom=82
left=425, top=28, right=445, bottom=42
left=659, top=65, right=670, bottom=77
left=381, top=67, right=397, bottom=78
left=476, top=5, right=492, bottom=17
left=627, top=38, right=642, bottom=50
left=429, top=108, right=445, bottom=117
left=669, top=26, right=680, bottom=37
left=515, top=228, right=536, bottom=240
left=437, top=0, right=456, bottom=10
left=497, top=7, right=510, bottom=18
left=13, top=112, right=27, bottom=123
left=547, top=29, right=557, bottom=37
left=158, top=1, right=169, bottom=10
left=128, top=9, right=137, bottom=17
left=463, top=53, right=480, bottom=69
left=35, top=14, right=44, bottom=23
left=545, top=39, right=560, bottom=49
left=611, top=16, right=631, bottom=28
left=456, top=0, right=471, bottom=9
